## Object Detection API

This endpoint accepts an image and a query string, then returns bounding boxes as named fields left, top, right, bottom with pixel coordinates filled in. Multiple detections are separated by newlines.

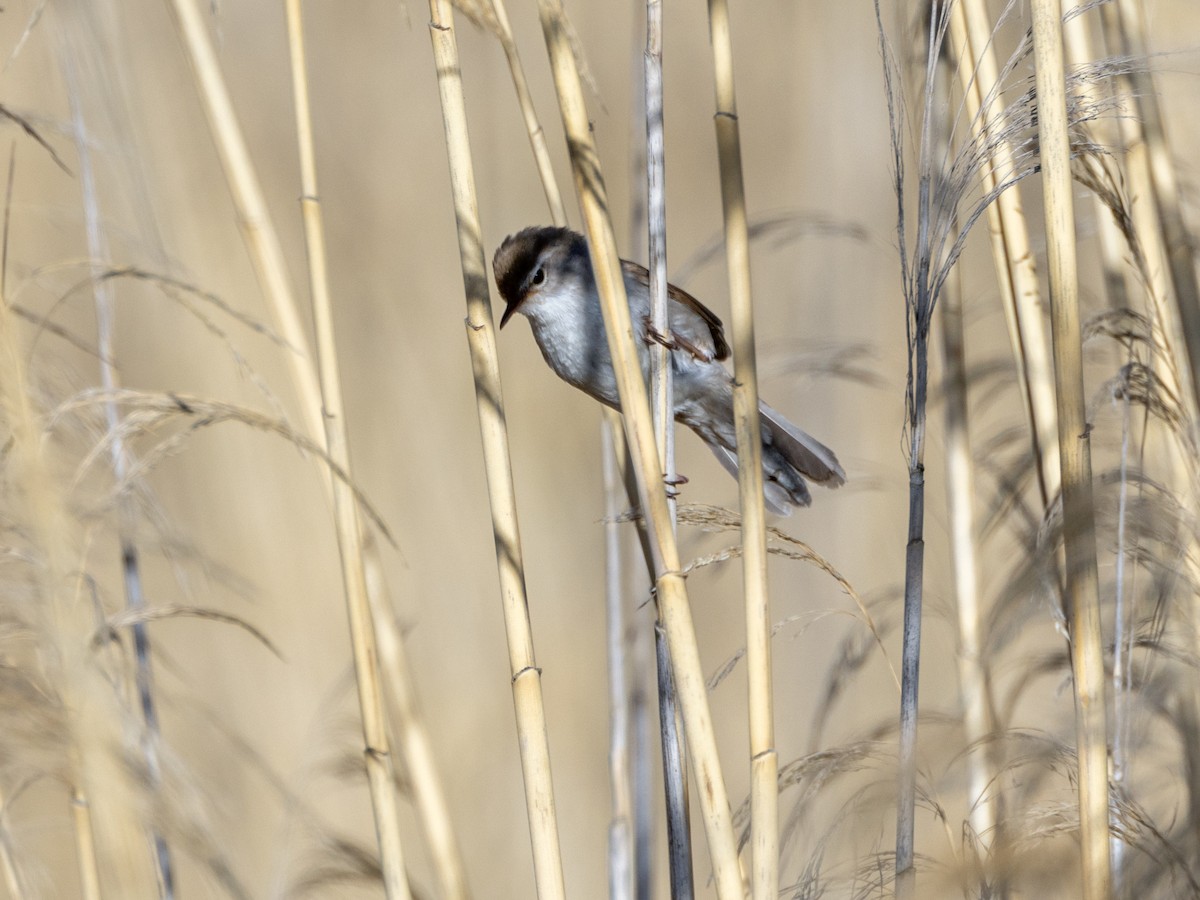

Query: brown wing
left=621, top=260, right=730, bottom=361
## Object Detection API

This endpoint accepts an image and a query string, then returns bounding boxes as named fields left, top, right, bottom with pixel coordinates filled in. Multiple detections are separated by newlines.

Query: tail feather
left=704, top=442, right=798, bottom=515
left=758, top=401, right=846, bottom=488
left=698, top=401, right=843, bottom=515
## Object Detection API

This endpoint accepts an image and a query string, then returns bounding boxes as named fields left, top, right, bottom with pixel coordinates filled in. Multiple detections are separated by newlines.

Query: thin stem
left=1030, top=1, right=1112, bottom=896
left=533, top=1, right=744, bottom=895
left=364, top=545, right=472, bottom=900
left=646, top=0, right=671, bottom=491
left=71, top=789, right=101, bottom=900
left=631, top=637, right=653, bottom=900
left=613, top=423, right=694, bottom=900
left=1060, top=2, right=1130, bottom=314
left=1110, top=386, right=1132, bottom=893
left=285, top=3, right=409, bottom=895
left=935, top=34, right=996, bottom=845
left=894, top=2, right=944, bottom=894
left=426, top=2, right=566, bottom=897
left=705, top=0, right=776, bottom=896
left=954, top=0, right=1061, bottom=507
left=938, top=249, right=997, bottom=844
left=58, top=40, right=175, bottom=899
left=656, top=623, right=693, bottom=900
left=644, top=2, right=694, bottom=895
left=1112, top=0, right=1200, bottom=414
left=164, top=0, right=326, bottom=450
left=603, top=419, right=633, bottom=900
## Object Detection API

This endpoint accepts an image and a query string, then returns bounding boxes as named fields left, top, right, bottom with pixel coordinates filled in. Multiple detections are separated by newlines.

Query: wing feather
left=621, top=260, right=730, bottom=361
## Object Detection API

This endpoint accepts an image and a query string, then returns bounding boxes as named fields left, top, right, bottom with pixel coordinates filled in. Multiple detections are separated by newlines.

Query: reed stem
left=534, top=1, right=744, bottom=894
left=285, top=3, right=410, bottom=895
left=1029, top=2, right=1112, bottom=896
left=427, top=2, right=567, bottom=896
left=955, top=0, right=1061, bottom=507
left=704, top=1, right=776, bottom=896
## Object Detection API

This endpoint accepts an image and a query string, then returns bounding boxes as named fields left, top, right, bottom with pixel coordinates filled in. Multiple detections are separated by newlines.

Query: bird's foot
left=663, top=472, right=688, bottom=499
left=643, top=316, right=713, bottom=362
left=642, top=316, right=678, bottom=351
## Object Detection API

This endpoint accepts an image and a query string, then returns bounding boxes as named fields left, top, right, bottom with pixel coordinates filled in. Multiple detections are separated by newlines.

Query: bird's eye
left=531, top=267, right=545, bottom=286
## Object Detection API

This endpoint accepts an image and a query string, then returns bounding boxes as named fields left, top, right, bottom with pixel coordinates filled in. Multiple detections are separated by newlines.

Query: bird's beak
left=499, top=296, right=523, bottom=329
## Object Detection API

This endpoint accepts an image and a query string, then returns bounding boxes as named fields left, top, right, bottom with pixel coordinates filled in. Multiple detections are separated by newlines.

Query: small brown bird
left=493, top=225, right=844, bottom=514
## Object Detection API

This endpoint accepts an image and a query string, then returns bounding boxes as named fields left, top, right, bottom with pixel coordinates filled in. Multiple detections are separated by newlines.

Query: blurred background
left=1, top=0, right=1198, bottom=896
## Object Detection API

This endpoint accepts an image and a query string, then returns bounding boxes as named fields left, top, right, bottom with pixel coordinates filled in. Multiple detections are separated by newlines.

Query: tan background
left=2, top=0, right=1198, bottom=896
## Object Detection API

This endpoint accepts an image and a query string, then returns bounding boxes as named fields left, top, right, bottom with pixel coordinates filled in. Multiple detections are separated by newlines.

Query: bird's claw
left=663, top=472, right=688, bottom=500
left=642, top=316, right=678, bottom=351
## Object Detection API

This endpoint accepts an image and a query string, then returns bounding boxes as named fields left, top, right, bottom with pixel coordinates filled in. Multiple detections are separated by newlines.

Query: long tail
left=703, top=401, right=845, bottom=515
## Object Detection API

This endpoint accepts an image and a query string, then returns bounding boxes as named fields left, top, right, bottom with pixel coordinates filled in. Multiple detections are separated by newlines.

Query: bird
left=492, top=225, right=844, bottom=514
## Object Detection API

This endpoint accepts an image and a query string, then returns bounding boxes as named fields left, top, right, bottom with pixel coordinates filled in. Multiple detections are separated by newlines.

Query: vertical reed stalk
left=1098, top=0, right=1200, bottom=856
left=285, top=4, right=410, bottom=896
left=1029, top=2, right=1111, bottom=897
left=955, top=0, right=1061, bottom=506
left=603, top=419, right=634, bottom=900
left=613, top=415, right=695, bottom=900
left=895, top=383, right=927, bottom=900
left=427, top=2, right=567, bottom=897
left=1061, top=6, right=1137, bottom=883
left=937, top=26, right=995, bottom=852
left=364, top=547, right=472, bottom=900
left=489, top=0, right=567, bottom=227
left=1060, top=3, right=1130, bottom=313
left=631, top=637, right=653, bottom=900
left=0, top=157, right=47, bottom=900
left=70, top=789, right=101, bottom=900
left=646, top=0, right=671, bottom=485
left=533, top=2, right=744, bottom=895
left=1110, top=390, right=1133, bottom=893
left=164, top=0, right=326, bottom=448
left=938, top=245, right=995, bottom=845
left=0, top=182, right=156, bottom=896
left=1096, top=5, right=1183, bottom=413
left=704, top=1, right=776, bottom=897
left=888, top=0, right=946, bottom=890
left=1111, top=0, right=1200, bottom=412
left=58, top=42, right=175, bottom=895
left=172, top=5, right=461, bottom=891
left=644, top=3, right=695, bottom=896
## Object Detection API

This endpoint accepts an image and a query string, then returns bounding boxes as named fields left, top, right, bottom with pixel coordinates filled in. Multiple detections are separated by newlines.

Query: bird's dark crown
left=492, top=226, right=586, bottom=305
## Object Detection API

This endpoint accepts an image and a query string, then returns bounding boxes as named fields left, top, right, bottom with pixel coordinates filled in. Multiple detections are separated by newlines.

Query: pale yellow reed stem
left=285, top=3, right=410, bottom=896
left=938, top=259, right=996, bottom=845
left=956, top=0, right=1061, bottom=505
left=937, top=26, right=997, bottom=849
left=489, top=0, right=567, bottom=228
left=705, top=1, right=776, bottom=896
left=534, top=1, right=745, bottom=895
left=602, top=417, right=634, bottom=900
left=428, top=2, right=567, bottom=897
left=1, top=257, right=157, bottom=899
left=1030, top=2, right=1112, bottom=896
left=365, top=549, right=471, bottom=900
left=70, top=789, right=101, bottom=900
left=164, top=0, right=325, bottom=448
left=1060, top=4, right=1130, bottom=313
left=1112, top=0, right=1200, bottom=411
left=172, top=4, right=464, bottom=893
